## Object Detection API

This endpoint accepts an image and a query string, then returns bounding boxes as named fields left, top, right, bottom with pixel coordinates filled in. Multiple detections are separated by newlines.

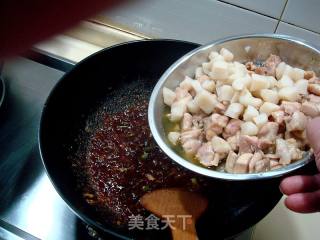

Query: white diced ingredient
left=187, top=100, right=200, bottom=114
left=179, top=76, right=193, bottom=91
left=230, top=91, right=240, bottom=103
left=250, top=74, right=270, bottom=91
left=170, top=100, right=188, bottom=122
left=277, top=75, right=294, bottom=88
left=239, top=89, right=262, bottom=108
left=259, top=102, right=280, bottom=116
left=243, top=105, right=259, bottom=121
left=210, top=61, right=229, bottom=81
left=190, top=79, right=203, bottom=93
left=232, top=78, right=245, bottom=91
left=202, top=62, right=212, bottom=74
left=260, top=89, right=279, bottom=104
left=218, top=85, right=234, bottom=101
left=220, top=48, right=234, bottom=62
left=201, top=79, right=215, bottom=92
left=241, top=122, right=259, bottom=136
left=211, top=136, right=231, bottom=153
left=225, top=103, right=244, bottom=119
left=278, top=86, right=299, bottom=101
left=195, top=67, right=204, bottom=79
left=267, top=76, right=277, bottom=88
left=163, top=87, right=176, bottom=106
left=290, top=67, right=305, bottom=82
left=253, top=113, right=268, bottom=128
left=276, top=62, right=287, bottom=80
left=193, top=90, right=218, bottom=114
left=295, top=79, right=308, bottom=95
left=208, top=51, right=219, bottom=61
left=168, top=132, right=180, bottom=145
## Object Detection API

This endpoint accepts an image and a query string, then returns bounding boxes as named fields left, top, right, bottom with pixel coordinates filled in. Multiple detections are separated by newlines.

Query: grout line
left=217, top=0, right=278, bottom=20
left=279, top=20, right=320, bottom=36
left=274, top=0, right=289, bottom=33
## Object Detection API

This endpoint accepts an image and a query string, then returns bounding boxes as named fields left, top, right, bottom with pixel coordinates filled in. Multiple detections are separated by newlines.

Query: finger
left=307, top=117, right=320, bottom=170
left=280, top=174, right=320, bottom=195
left=284, top=189, right=320, bottom=213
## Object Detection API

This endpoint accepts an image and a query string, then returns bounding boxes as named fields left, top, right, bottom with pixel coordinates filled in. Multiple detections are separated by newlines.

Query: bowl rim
left=148, top=33, right=318, bottom=181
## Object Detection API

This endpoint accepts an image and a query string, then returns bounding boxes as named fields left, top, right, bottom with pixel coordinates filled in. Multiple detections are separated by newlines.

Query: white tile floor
left=282, top=0, right=320, bottom=33
left=102, top=0, right=277, bottom=44
left=218, top=0, right=287, bottom=18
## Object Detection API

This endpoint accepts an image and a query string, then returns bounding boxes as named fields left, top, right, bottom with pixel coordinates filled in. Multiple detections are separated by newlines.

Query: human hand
left=280, top=117, right=320, bottom=213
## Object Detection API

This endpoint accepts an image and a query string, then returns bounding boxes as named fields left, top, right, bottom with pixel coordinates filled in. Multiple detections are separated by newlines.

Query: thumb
left=307, top=117, right=320, bottom=171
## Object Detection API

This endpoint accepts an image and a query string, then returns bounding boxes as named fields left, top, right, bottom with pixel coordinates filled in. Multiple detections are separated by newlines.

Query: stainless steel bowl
left=149, top=34, right=320, bottom=180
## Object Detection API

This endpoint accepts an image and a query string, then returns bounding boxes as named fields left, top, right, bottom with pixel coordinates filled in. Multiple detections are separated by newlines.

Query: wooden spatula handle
left=170, top=218, right=197, bottom=240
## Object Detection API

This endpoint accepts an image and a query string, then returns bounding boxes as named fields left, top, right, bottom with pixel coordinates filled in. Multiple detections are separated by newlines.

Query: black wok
left=40, top=40, right=291, bottom=239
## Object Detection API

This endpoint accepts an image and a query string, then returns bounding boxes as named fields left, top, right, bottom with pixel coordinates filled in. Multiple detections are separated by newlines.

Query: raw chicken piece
left=170, top=96, right=191, bottom=122
left=286, top=111, right=307, bottom=132
left=263, top=54, right=282, bottom=76
left=308, top=84, right=320, bottom=96
left=192, top=114, right=205, bottom=129
left=308, top=77, right=320, bottom=84
left=182, top=139, right=202, bottom=156
left=239, top=135, right=259, bottom=153
left=254, top=159, right=270, bottom=173
left=203, top=113, right=229, bottom=140
left=276, top=139, right=291, bottom=165
left=280, top=101, right=302, bottom=115
left=225, top=151, right=237, bottom=173
left=271, top=111, right=285, bottom=124
left=245, top=62, right=256, bottom=71
left=181, top=113, right=193, bottom=131
left=196, top=142, right=215, bottom=167
left=308, top=94, right=320, bottom=103
left=175, top=87, right=191, bottom=100
left=233, top=153, right=253, bottom=173
left=180, top=129, right=202, bottom=144
left=223, top=119, right=243, bottom=139
left=249, top=152, right=263, bottom=173
left=304, top=70, right=316, bottom=80
left=211, top=136, right=231, bottom=153
left=301, top=101, right=319, bottom=117
left=258, top=122, right=279, bottom=142
left=227, top=133, right=240, bottom=152
left=168, top=132, right=180, bottom=145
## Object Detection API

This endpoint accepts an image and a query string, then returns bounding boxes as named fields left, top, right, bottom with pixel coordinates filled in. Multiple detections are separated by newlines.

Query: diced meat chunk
left=258, top=122, right=279, bottom=142
left=181, top=113, right=193, bottom=131
left=276, top=139, right=291, bottom=165
left=203, top=113, right=229, bottom=140
left=223, top=119, right=243, bottom=139
left=308, top=77, right=320, bottom=84
left=170, top=96, right=191, bottom=122
left=182, top=139, right=202, bottom=156
left=264, top=54, right=282, bottom=76
left=308, top=94, right=320, bottom=103
left=254, top=158, right=270, bottom=173
left=249, top=152, right=263, bottom=173
left=239, top=135, right=259, bottom=153
left=175, top=87, right=191, bottom=100
left=271, top=111, right=285, bottom=124
left=192, top=114, right=205, bottom=129
left=163, top=87, right=176, bottom=106
left=286, top=111, right=307, bottom=132
left=196, top=143, right=215, bottom=167
left=301, top=101, right=319, bottom=117
left=180, top=129, right=202, bottom=144
left=308, top=84, right=320, bottom=96
left=225, top=151, right=237, bottom=173
left=211, top=136, right=231, bottom=153
left=233, top=153, right=253, bottom=173
left=168, top=132, right=180, bottom=145
left=245, top=62, right=256, bottom=71
left=280, top=101, right=301, bottom=115
left=227, top=134, right=240, bottom=152
left=304, top=70, right=316, bottom=80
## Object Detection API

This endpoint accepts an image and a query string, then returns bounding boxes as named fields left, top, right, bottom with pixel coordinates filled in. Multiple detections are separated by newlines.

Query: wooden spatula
left=140, top=188, right=208, bottom=240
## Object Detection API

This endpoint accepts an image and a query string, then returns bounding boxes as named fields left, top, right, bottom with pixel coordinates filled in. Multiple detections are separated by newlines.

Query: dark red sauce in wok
left=71, top=95, right=213, bottom=226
